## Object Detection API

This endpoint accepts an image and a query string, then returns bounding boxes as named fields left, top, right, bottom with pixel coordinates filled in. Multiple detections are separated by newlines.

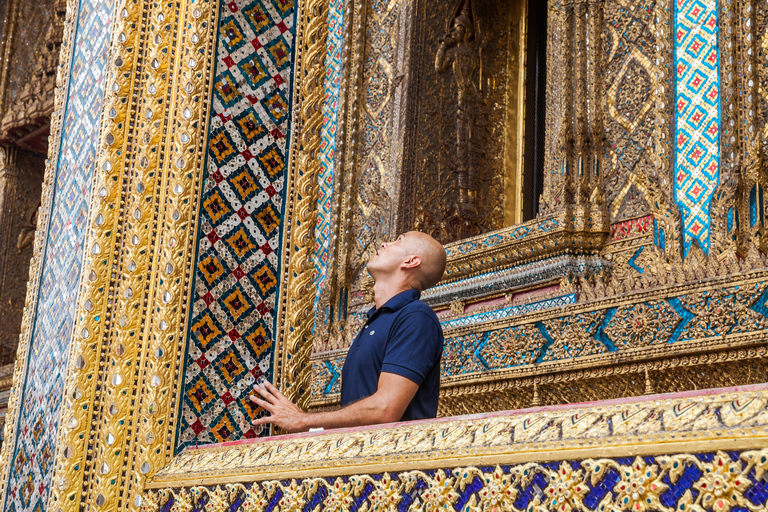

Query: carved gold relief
left=273, top=0, right=328, bottom=410
left=5, top=1, right=768, bottom=509
left=402, top=0, right=529, bottom=243
left=143, top=449, right=768, bottom=512
left=147, top=386, right=768, bottom=487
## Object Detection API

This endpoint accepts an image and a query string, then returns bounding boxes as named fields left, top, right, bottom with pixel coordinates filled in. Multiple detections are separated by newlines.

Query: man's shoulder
left=398, top=299, right=441, bottom=328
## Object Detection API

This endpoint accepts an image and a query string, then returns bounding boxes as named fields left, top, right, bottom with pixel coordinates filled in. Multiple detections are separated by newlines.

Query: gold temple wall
left=0, top=0, right=767, bottom=510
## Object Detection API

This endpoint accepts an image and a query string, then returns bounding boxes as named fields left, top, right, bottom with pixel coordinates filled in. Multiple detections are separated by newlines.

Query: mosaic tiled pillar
left=312, top=0, right=346, bottom=319
left=0, top=0, right=113, bottom=508
left=178, top=0, right=298, bottom=450
left=674, top=0, right=721, bottom=257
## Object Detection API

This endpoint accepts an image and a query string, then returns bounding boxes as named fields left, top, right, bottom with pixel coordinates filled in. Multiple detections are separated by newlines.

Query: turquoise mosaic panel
left=312, top=0, right=345, bottom=319
left=2, top=0, right=114, bottom=509
left=673, top=0, right=720, bottom=257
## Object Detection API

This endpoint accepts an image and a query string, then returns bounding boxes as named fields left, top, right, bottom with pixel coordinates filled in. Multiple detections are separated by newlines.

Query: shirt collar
left=367, top=288, right=421, bottom=318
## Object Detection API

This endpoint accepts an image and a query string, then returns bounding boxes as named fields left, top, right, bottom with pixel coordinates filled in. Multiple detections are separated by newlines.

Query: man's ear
left=401, top=255, right=421, bottom=269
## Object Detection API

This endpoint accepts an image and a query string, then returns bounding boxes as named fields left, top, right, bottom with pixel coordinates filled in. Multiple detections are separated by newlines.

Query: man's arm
left=250, top=372, right=418, bottom=433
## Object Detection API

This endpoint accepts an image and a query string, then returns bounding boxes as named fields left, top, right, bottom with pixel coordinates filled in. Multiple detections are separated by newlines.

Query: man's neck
left=372, top=278, right=415, bottom=309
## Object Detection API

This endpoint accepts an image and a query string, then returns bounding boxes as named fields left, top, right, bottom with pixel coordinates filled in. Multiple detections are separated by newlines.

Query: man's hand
left=250, top=373, right=419, bottom=433
left=250, top=381, right=308, bottom=433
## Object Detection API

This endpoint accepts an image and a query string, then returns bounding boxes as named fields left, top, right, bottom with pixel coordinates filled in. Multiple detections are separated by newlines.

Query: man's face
left=367, top=233, right=412, bottom=278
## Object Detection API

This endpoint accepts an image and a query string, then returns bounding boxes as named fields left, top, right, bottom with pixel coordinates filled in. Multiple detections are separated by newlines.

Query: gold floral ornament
left=541, top=463, right=589, bottom=512
left=355, top=472, right=403, bottom=511
left=272, top=479, right=306, bottom=512
left=584, top=457, right=669, bottom=512
left=673, top=490, right=706, bottom=512
left=322, top=477, right=356, bottom=510
left=624, top=303, right=667, bottom=345
left=169, top=488, right=194, bottom=512
left=228, top=483, right=270, bottom=510
left=200, top=486, right=229, bottom=512
left=613, top=457, right=669, bottom=512
left=692, top=452, right=757, bottom=512
left=402, top=469, right=460, bottom=511
left=456, top=465, right=529, bottom=512
left=740, top=450, right=768, bottom=481
left=139, top=489, right=165, bottom=512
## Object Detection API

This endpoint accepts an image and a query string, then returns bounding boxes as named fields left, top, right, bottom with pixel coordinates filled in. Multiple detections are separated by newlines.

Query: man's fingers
left=249, top=394, right=274, bottom=411
left=253, top=381, right=287, bottom=404
left=253, top=384, right=279, bottom=405
left=251, top=416, right=270, bottom=426
left=264, top=381, right=284, bottom=398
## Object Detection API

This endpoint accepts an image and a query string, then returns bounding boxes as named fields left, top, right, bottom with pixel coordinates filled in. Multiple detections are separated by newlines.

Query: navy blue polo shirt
left=340, top=289, right=443, bottom=421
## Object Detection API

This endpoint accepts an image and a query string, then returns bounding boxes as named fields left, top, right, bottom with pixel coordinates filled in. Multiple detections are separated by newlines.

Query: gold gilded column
left=48, top=0, right=218, bottom=510
left=274, top=0, right=329, bottom=408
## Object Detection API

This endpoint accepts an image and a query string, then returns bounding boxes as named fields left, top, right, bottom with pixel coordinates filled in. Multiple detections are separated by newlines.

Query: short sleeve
left=380, top=310, right=442, bottom=385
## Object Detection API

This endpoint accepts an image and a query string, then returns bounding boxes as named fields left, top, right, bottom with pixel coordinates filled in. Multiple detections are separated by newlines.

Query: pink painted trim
left=184, top=382, right=768, bottom=452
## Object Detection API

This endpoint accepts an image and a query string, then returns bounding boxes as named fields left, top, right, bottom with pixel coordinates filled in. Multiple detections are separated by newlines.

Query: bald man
left=250, top=231, right=447, bottom=433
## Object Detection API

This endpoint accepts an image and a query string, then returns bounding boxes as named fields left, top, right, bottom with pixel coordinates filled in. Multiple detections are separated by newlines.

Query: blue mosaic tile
left=440, top=294, right=577, bottom=329
left=422, top=256, right=606, bottom=306
left=312, top=0, right=346, bottom=324
left=673, top=0, right=720, bottom=257
left=1, top=0, right=114, bottom=509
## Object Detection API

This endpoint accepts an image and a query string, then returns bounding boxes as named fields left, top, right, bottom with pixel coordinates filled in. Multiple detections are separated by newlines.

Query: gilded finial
left=644, top=368, right=654, bottom=395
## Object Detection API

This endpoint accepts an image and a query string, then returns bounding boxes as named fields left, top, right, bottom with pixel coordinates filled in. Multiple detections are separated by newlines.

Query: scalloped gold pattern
left=273, top=0, right=328, bottom=410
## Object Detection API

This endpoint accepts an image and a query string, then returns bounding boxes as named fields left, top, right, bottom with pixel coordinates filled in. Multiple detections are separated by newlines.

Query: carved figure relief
left=434, top=0, right=488, bottom=237
left=404, top=0, right=522, bottom=244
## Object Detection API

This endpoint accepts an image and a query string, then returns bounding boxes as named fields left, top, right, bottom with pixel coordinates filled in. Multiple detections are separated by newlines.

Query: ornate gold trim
left=0, top=0, right=80, bottom=501
left=309, top=257, right=768, bottom=413
left=48, top=0, right=219, bottom=510
left=309, top=345, right=768, bottom=411
left=438, top=208, right=610, bottom=283
left=48, top=0, right=148, bottom=506
left=148, top=384, right=768, bottom=487
left=143, top=449, right=768, bottom=512
left=273, top=0, right=329, bottom=409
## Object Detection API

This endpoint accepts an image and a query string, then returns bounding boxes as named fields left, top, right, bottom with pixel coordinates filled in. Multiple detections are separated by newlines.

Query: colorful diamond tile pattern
left=178, top=0, right=297, bottom=451
left=674, top=0, right=720, bottom=257
left=1, top=0, right=113, bottom=510
left=312, top=0, right=346, bottom=318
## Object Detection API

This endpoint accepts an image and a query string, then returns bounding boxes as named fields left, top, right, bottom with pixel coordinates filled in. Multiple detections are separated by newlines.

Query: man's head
left=366, top=231, right=447, bottom=291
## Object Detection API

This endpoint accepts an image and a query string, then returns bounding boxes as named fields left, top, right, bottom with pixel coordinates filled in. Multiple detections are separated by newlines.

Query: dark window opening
left=522, top=0, right=547, bottom=222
